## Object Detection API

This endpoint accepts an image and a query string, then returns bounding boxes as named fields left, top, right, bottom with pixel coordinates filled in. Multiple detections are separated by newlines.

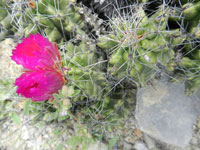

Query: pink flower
left=11, top=33, right=65, bottom=101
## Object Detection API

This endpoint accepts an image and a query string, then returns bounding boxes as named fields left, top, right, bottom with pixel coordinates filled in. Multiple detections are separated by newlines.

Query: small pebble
left=134, top=140, right=148, bottom=150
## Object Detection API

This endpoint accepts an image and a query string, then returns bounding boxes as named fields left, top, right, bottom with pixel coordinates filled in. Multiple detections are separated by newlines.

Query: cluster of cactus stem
left=0, top=0, right=97, bottom=42
left=177, top=1, right=200, bottom=94
left=97, top=1, right=200, bottom=94
left=0, top=0, right=200, bottom=136
left=63, top=38, right=135, bottom=127
left=0, top=0, right=13, bottom=40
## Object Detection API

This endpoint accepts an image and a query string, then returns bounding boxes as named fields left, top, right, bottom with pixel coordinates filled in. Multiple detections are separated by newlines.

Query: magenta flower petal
left=15, top=70, right=65, bottom=101
left=11, top=33, right=61, bottom=71
left=11, top=33, right=66, bottom=101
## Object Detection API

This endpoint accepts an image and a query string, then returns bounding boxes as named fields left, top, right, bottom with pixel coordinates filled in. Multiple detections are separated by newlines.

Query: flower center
left=28, top=82, right=39, bottom=89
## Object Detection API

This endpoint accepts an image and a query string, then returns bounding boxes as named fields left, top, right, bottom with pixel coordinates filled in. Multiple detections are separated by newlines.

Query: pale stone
left=136, top=81, right=200, bottom=147
left=134, top=140, right=148, bottom=150
left=0, top=38, right=22, bottom=80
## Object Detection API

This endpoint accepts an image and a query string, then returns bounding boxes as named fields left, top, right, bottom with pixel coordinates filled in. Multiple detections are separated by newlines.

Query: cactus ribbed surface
left=0, top=0, right=100, bottom=42
left=98, top=6, right=176, bottom=86
left=97, top=2, right=200, bottom=94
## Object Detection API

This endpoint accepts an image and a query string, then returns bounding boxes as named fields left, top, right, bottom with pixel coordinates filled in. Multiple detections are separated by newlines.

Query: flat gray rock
left=136, top=81, right=200, bottom=147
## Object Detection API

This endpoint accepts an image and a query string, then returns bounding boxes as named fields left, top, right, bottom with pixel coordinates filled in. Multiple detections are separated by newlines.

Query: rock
left=21, top=126, right=29, bottom=140
left=185, top=116, right=200, bottom=150
left=135, top=80, right=200, bottom=148
left=134, top=140, right=148, bottom=150
left=143, top=134, right=156, bottom=149
left=123, top=141, right=133, bottom=150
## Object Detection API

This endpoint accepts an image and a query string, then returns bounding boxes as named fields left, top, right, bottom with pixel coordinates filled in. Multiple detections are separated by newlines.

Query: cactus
left=0, top=0, right=134, bottom=135
left=173, top=1, right=200, bottom=94
left=97, top=3, right=200, bottom=94
left=1, top=0, right=200, bottom=144
left=0, top=0, right=101, bottom=43
left=98, top=5, right=176, bottom=86
left=63, top=39, right=110, bottom=107
left=58, top=34, right=136, bottom=137
left=182, top=1, right=200, bottom=39
left=0, top=1, right=13, bottom=41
